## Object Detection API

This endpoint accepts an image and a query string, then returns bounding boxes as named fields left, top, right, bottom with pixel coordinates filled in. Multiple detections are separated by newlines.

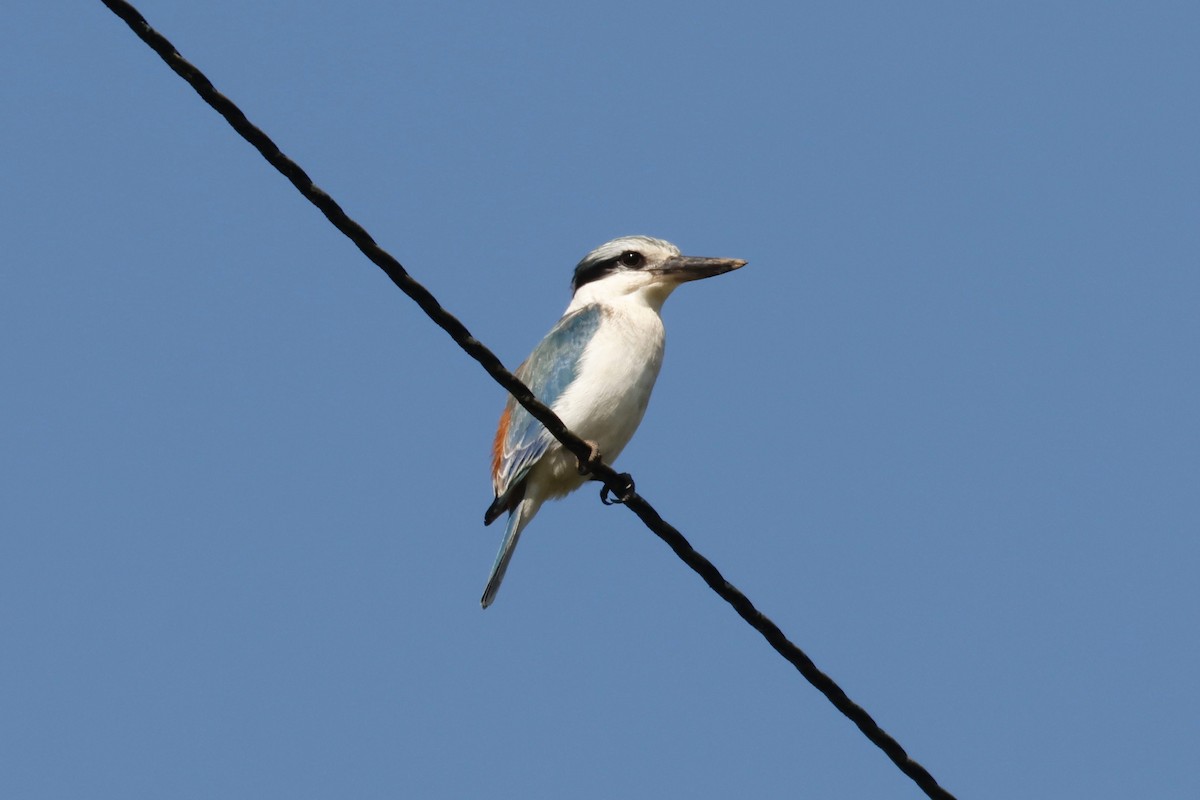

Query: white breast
left=529, top=301, right=666, bottom=498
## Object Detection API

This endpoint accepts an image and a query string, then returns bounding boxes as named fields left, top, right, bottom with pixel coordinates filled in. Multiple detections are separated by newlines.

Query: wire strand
left=97, top=3, right=957, bottom=798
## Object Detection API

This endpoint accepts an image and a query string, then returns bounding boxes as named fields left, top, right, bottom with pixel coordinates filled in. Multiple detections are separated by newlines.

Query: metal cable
left=98, top=3, right=957, bottom=797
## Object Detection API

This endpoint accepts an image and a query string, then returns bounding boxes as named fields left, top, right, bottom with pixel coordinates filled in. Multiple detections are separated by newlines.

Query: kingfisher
left=481, top=235, right=746, bottom=608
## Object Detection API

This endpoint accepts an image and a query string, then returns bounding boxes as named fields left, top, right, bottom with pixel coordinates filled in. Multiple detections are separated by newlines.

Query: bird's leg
left=576, top=439, right=603, bottom=476
left=575, top=440, right=635, bottom=504
left=600, top=473, right=636, bottom=505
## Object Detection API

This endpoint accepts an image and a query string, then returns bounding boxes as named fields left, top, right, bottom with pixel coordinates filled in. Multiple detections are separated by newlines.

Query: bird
left=481, top=235, right=746, bottom=608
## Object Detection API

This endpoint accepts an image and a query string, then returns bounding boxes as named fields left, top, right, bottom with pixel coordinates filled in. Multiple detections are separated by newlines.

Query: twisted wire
left=98, top=3, right=957, bottom=798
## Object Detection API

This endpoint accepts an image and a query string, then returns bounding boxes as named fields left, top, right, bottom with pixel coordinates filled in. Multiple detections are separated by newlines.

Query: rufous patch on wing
left=491, top=405, right=511, bottom=485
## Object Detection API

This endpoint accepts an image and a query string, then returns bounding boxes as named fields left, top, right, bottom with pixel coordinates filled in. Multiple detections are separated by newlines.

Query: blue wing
left=491, top=304, right=603, bottom=503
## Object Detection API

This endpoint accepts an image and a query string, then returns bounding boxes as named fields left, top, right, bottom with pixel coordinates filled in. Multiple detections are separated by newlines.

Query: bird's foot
left=576, top=439, right=603, bottom=476
left=600, top=473, right=636, bottom=506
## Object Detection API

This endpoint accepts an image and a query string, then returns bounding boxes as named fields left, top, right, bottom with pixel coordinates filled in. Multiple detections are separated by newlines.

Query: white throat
left=567, top=271, right=678, bottom=315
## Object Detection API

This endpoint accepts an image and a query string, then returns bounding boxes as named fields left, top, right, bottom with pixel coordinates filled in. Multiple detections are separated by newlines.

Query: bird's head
left=569, top=235, right=746, bottom=309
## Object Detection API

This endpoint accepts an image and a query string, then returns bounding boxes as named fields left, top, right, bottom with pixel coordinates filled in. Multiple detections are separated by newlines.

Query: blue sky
left=3, top=2, right=1197, bottom=798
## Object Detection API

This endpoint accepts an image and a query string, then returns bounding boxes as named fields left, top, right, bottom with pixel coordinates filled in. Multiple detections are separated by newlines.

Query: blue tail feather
left=480, top=499, right=533, bottom=608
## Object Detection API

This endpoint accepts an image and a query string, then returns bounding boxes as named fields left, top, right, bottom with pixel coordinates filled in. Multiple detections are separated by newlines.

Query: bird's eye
left=619, top=251, right=645, bottom=268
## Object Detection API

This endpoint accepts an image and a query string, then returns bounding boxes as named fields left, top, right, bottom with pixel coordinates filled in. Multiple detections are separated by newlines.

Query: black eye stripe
left=571, top=260, right=613, bottom=292
left=572, top=247, right=652, bottom=292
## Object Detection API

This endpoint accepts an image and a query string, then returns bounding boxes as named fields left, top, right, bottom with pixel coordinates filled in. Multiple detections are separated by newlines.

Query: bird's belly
left=533, top=313, right=664, bottom=498
left=529, top=394, right=653, bottom=500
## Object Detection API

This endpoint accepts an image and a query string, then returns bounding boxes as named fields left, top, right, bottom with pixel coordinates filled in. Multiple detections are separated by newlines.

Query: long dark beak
left=654, top=255, right=748, bottom=282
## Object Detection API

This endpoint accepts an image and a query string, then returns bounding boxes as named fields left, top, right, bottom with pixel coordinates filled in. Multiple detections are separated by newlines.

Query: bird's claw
left=600, top=473, right=636, bottom=505
left=576, top=440, right=603, bottom=476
